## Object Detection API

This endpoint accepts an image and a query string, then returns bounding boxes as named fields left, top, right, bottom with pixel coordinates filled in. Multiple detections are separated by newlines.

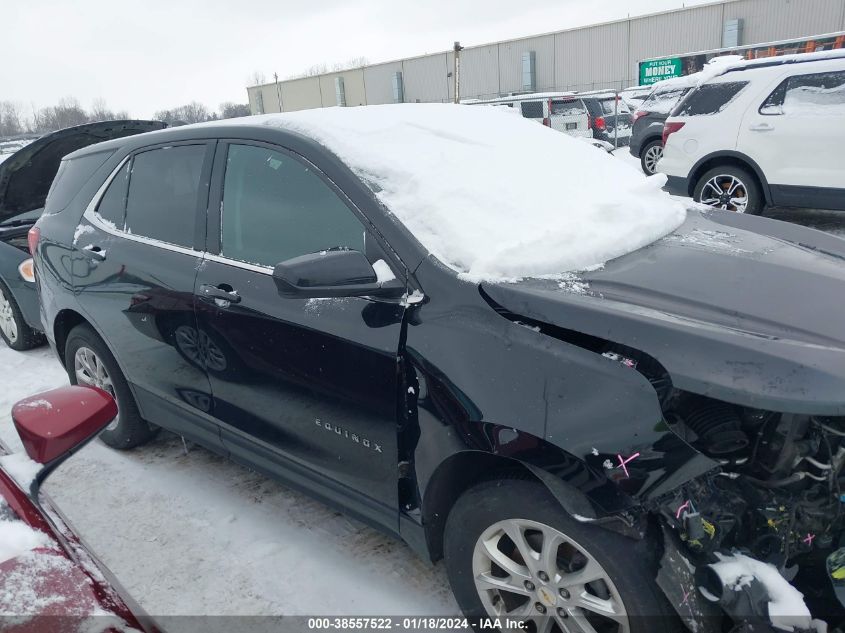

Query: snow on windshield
left=226, top=104, right=686, bottom=281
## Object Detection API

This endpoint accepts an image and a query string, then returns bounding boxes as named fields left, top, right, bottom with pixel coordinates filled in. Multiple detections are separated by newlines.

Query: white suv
left=658, top=51, right=845, bottom=215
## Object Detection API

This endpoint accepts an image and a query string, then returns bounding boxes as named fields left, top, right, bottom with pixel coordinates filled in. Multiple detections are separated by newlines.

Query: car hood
left=482, top=209, right=845, bottom=415
left=0, top=120, right=166, bottom=224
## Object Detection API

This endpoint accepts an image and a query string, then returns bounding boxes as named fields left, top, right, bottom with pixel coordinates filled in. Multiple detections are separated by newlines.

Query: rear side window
left=95, top=162, right=130, bottom=229
left=760, top=71, right=845, bottom=115
left=640, top=86, right=690, bottom=114
left=597, top=99, right=631, bottom=115
left=520, top=101, right=544, bottom=118
left=673, top=81, right=749, bottom=116
left=550, top=100, right=586, bottom=116
left=44, top=151, right=114, bottom=214
left=125, top=145, right=206, bottom=248
left=221, top=144, right=366, bottom=267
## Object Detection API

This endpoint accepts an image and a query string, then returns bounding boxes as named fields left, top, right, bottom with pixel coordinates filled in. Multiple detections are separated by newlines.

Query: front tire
left=693, top=166, right=763, bottom=215
left=640, top=139, right=663, bottom=176
left=444, top=479, right=678, bottom=633
left=64, top=323, right=158, bottom=450
left=0, top=280, right=44, bottom=351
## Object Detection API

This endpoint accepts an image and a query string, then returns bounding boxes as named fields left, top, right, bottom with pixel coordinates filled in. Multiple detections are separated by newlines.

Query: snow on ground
left=204, top=104, right=687, bottom=281
left=0, top=345, right=456, bottom=617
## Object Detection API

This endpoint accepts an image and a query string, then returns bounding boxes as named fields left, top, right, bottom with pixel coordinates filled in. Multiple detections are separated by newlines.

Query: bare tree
left=219, top=102, right=251, bottom=119
left=32, top=97, right=89, bottom=133
left=90, top=98, right=129, bottom=122
left=154, top=102, right=211, bottom=125
left=0, top=102, right=26, bottom=137
left=288, top=57, right=369, bottom=80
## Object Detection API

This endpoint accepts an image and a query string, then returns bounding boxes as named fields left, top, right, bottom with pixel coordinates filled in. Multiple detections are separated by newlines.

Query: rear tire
left=444, top=479, right=680, bottom=633
left=693, top=165, right=763, bottom=215
left=64, top=323, right=158, bottom=450
left=640, top=139, right=663, bottom=176
left=0, top=279, right=44, bottom=351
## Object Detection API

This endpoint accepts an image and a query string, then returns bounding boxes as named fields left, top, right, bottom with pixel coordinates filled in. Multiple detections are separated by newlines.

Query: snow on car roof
left=208, top=104, right=687, bottom=281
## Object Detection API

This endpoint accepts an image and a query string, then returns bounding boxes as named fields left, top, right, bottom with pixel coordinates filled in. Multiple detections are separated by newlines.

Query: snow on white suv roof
left=657, top=50, right=845, bottom=215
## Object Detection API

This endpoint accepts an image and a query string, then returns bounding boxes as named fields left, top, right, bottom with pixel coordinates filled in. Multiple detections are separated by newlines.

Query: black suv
left=32, top=108, right=845, bottom=632
left=629, top=82, right=693, bottom=175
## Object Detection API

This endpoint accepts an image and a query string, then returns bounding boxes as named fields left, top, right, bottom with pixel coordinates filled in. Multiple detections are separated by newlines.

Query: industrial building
left=246, top=0, right=845, bottom=114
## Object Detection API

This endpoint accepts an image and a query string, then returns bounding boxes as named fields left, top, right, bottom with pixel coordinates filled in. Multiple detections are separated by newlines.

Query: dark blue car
left=0, top=120, right=164, bottom=349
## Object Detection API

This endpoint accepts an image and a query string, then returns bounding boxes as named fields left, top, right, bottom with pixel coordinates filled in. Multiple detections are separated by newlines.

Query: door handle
left=81, top=244, right=107, bottom=261
left=199, top=284, right=241, bottom=305
left=749, top=123, right=775, bottom=132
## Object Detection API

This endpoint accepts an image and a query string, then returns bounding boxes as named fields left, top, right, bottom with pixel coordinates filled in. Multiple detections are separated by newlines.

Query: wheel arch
left=687, top=151, right=772, bottom=205
left=420, top=449, right=615, bottom=562
left=53, top=308, right=92, bottom=365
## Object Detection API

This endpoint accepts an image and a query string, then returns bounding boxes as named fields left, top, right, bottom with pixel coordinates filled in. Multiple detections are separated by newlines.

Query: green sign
left=639, top=58, right=683, bottom=85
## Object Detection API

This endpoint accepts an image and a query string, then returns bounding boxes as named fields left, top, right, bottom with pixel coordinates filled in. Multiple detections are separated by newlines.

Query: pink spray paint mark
left=804, top=533, right=816, bottom=546
left=675, top=500, right=691, bottom=519
left=617, top=452, right=640, bottom=478
left=680, top=585, right=691, bottom=607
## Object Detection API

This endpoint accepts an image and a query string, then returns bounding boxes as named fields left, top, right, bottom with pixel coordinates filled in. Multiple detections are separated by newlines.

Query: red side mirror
left=12, top=386, right=118, bottom=465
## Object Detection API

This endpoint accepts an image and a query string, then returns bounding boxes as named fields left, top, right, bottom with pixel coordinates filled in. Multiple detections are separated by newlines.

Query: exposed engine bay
left=607, top=346, right=845, bottom=632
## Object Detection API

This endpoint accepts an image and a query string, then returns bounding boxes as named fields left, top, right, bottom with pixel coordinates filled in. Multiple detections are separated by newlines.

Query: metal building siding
left=279, top=77, right=323, bottom=112
left=628, top=4, right=724, bottom=77
left=554, top=21, right=630, bottom=92
left=403, top=53, right=450, bottom=103
left=318, top=69, right=366, bottom=107
left=724, top=0, right=845, bottom=44
left=498, top=35, right=556, bottom=94
left=459, top=45, right=500, bottom=99
left=363, top=61, right=404, bottom=104
left=247, top=86, right=262, bottom=114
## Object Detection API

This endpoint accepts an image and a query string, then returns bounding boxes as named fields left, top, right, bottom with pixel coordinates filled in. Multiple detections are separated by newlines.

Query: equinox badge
left=315, top=419, right=383, bottom=453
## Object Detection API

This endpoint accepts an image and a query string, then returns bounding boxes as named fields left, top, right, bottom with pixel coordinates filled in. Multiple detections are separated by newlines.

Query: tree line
left=0, top=98, right=251, bottom=137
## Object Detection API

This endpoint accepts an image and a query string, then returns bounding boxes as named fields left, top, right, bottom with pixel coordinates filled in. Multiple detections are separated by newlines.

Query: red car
left=0, top=385, right=160, bottom=633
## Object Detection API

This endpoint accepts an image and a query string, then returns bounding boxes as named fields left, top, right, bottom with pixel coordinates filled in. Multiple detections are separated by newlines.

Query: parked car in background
left=28, top=104, right=845, bottom=631
left=467, top=91, right=632, bottom=145
left=0, top=120, right=165, bottom=350
left=629, top=78, right=694, bottom=175
left=618, top=85, right=654, bottom=112
left=0, top=385, right=158, bottom=631
left=660, top=50, right=845, bottom=214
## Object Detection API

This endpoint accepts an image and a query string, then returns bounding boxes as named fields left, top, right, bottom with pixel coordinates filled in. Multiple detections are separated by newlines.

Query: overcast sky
left=4, top=0, right=713, bottom=118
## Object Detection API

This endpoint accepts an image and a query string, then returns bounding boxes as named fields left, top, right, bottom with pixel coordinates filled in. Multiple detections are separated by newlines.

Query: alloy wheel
left=699, top=175, right=749, bottom=213
left=0, top=286, right=18, bottom=343
left=642, top=145, right=663, bottom=175
left=473, top=518, right=629, bottom=633
left=74, top=346, right=120, bottom=431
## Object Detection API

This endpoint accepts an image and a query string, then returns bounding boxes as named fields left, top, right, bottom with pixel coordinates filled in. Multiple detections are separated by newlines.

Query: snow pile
left=208, top=104, right=687, bottom=280
left=0, top=502, right=50, bottom=565
left=705, top=553, right=816, bottom=631
left=0, top=452, right=42, bottom=489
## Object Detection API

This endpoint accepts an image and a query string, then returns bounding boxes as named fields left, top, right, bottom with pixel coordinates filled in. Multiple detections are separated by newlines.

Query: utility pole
left=274, top=72, right=283, bottom=112
left=453, top=41, right=464, bottom=103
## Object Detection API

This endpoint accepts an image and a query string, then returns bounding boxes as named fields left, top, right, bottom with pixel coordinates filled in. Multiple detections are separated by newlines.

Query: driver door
left=193, top=141, right=406, bottom=530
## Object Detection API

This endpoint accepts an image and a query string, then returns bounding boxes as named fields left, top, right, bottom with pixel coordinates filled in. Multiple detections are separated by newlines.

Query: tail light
left=542, top=117, right=551, bottom=127
left=27, top=226, right=40, bottom=257
left=632, top=110, right=647, bottom=124
left=593, top=116, right=606, bottom=131
left=18, top=259, right=35, bottom=283
left=662, top=121, right=686, bottom=145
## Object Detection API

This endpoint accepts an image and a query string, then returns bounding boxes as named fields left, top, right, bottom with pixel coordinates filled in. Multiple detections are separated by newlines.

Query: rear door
left=73, top=142, right=223, bottom=449
left=739, top=66, right=845, bottom=205
left=194, top=141, right=406, bottom=529
left=549, top=98, right=590, bottom=137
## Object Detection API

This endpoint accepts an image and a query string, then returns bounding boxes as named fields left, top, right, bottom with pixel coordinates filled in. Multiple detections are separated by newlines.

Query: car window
left=640, top=86, right=690, bottom=114
left=44, top=150, right=114, bottom=215
left=550, top=99, right=586, bottom=116
left=95, top=161, right=130, bottom=229
left=760, top=70, right=845, bottom=115
left=597, top=99, right=630, bottom=115
left=520, top=101, right=544, bottom=118
left=673, top=81, right=749, bottom=116
left=124, top=145, right=206, bottom=248
left=221, top=144, right=366, bottom=268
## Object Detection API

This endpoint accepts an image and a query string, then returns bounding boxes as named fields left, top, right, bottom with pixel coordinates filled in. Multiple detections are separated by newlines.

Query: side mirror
left=10, top=385, right=118, bottom=495
left=273, top=249, right=404, bottom=299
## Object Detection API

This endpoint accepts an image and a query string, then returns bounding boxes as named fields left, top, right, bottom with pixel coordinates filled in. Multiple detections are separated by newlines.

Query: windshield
left=217, top=104, right=687, bottom=281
